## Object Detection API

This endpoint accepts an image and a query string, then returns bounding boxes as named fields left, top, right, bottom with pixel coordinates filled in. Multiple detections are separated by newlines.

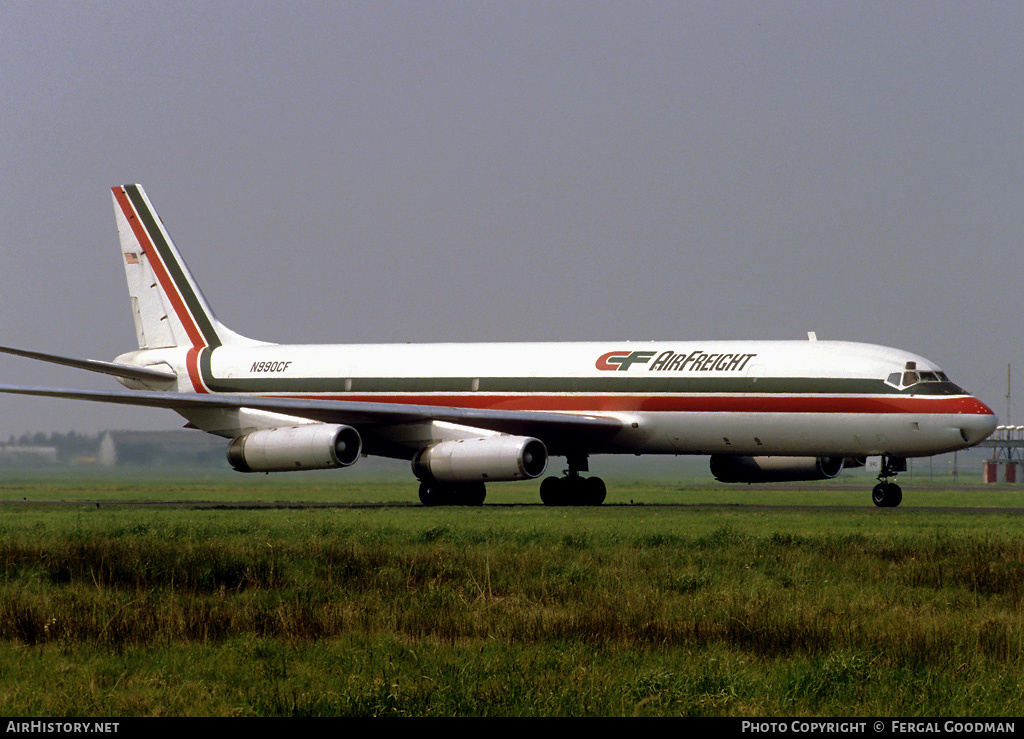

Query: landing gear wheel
left=583, top=476, right=606, bottom=506
left=564, top=475, right=586, bottom=505
left=419, top=481, right=447, bottom=507
left=871, top=483, right=886, bottom=507
left=888, top=484, right=903, bottom=507
left=419, top=481, right=487, bottom=506
left=540, top=476, right=562, bottom=506
left=454, top=482, right=486, bottom=506
left=538, top=475, right=606, bottom=506
left=872, top=482, right=903, bottom=508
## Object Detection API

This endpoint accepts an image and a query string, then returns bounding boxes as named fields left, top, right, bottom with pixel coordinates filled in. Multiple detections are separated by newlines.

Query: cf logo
left=596, top=351, right=656, bottom=371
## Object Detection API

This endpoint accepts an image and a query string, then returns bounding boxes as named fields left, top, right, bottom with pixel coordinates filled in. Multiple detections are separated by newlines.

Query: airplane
left=0, top=184, right=998, bottom=508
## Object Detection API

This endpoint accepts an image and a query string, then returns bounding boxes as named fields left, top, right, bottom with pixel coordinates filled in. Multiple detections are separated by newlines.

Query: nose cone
left=960, top=399, right=998, bottom=446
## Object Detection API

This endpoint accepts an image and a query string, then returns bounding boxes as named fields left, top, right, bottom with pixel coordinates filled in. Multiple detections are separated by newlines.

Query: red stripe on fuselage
left=264, top=393, right=995, bottom=415
left=186, top=347, right=206, bottom=393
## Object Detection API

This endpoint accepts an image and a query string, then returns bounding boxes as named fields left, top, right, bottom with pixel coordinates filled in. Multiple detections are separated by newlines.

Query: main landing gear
left=871, top=456, right=906, bottom=508
left=418, top=480, right=487, bottom=507
left=539, top=455, right=607, bottom=506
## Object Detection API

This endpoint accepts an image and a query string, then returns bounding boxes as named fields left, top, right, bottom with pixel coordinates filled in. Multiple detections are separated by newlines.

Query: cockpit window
left=884, top=367, right=961, bottom=392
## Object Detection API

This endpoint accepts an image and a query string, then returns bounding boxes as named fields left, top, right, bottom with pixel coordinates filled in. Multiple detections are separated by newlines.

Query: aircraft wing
left=0, top=385, right=622, bottom=456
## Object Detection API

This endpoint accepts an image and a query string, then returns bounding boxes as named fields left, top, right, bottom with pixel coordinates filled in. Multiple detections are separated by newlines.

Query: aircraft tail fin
left=111, top=184, right=257, bottom=350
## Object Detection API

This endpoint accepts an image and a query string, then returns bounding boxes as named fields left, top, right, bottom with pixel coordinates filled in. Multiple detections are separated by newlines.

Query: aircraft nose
left=959, top=399, right=998, bottom=446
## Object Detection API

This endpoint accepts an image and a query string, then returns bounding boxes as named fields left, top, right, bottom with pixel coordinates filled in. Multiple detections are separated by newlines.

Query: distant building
left=0, top=444, right=58, bottom=465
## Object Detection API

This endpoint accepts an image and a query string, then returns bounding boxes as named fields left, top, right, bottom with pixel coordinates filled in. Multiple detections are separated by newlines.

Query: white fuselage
left=117, top=339, right=997, bottom=459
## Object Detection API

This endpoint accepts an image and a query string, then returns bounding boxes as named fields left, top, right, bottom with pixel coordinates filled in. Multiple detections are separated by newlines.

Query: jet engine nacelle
left=709, top=455, right=845, bottom=483
left=228, top=424, right=362, bottom=473
left=412, top=435, right=548, bottom=482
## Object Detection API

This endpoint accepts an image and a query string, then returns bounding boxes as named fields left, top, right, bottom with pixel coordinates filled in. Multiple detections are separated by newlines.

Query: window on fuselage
left=885, top=369, right=964, bottom=393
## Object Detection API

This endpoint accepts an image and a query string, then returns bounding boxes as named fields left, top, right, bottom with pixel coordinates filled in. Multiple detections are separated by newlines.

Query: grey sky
left=1, top=2, right=1022, bottom=435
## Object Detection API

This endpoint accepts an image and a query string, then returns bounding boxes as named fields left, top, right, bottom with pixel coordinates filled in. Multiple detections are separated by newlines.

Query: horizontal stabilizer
left=0, top=345, right=177, bottom=384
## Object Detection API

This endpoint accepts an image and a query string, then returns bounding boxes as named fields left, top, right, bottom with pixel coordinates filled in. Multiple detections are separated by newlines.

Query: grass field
left=2, top=469, right=1023, bottom=716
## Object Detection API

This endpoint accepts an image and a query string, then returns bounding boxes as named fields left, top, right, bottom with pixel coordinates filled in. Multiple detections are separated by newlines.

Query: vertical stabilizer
left=111, top=185, right=255, bottom=350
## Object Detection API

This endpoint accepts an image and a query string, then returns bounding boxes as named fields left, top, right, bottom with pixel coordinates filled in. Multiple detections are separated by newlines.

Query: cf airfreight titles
left=597, top=350, right=758, bottom=373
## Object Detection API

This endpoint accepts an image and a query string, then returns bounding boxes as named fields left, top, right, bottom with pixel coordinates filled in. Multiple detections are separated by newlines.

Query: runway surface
left=3, top=499, right=1024, bottom=514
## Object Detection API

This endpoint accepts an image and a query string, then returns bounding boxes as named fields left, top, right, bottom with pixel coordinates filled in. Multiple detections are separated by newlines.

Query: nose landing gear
left=872, top=456, right=906, bottom=508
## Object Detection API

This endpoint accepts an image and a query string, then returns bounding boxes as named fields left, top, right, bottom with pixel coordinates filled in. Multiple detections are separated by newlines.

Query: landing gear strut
left=539, top=454, right=607, bottom=506
left=872, top=456, right=906, bottom=508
